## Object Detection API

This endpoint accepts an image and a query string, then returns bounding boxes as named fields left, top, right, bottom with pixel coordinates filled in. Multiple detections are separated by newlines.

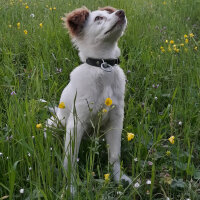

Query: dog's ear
left=63, top=7, right=89, bottom=37
left=98, top=6, right=117, bottom=13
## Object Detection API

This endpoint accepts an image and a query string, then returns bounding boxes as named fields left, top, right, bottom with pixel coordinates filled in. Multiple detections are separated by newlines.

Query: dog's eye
left=94, top=16, right=103, bottom=21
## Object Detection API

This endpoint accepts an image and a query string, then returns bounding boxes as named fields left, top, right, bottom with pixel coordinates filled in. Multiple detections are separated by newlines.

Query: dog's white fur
left=47, top=6, right=131, bottom=190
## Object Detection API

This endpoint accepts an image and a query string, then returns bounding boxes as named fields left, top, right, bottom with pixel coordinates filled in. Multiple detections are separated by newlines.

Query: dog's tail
left=38, top=99, right=58, bottom=114
left=48, top=106, right=58, bottom=114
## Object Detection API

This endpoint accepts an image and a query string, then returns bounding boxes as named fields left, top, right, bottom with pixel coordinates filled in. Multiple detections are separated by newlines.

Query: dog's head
left=63, top=6, right=127, bottom=44
left=63, top=6, right=127, bottom=60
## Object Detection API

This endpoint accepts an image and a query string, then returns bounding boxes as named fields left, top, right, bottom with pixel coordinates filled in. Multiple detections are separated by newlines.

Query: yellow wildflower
left=165, top=40, right=168, bottom=43
left=160, top=46, right=165, bottom=52
left=184, top=34, right=188, bottom=38
left=104, top=173, right=110, bottom=181
left=24, top=30, right=28, bottom=35
left=25, top=5, right=29, bottom=9
left=8, top=25, right=12, bottom=28
left=46, top=5, right=49, bottom=8
left=53, top=7, right=56, bottom=10
left=194, top=46, right=198, bottom=51
left=170, top=40, right=174, bottom=44
left=189, top=33, right=194, bottom=37
left=166, top=150, right=171, bottom=156
left=17, top=22, right=20, bottom=29
left=168, top=136, right=175, bottom=144
left=174, top=48, right=179, bottom=53
left=105, top=98, right=112, bottom=106
left=36, top=123, right=42, bottom=129
left=39, top=23, right=43, bottom=28
left=185, top=38, right=189, bottom=44
left=163, top=1, right=166, bottom=5
left=168, top=45, right=172, bottom=52
left=102, top=108, right=107, bottom=113
left=180, top=43, right=184, bottom=47
left=127, top=133, right=135, bottom=141
left=161, top=49, right=165, bottom=52
left=49, top=7, right=52, bottom=11
left=58, top=102, right=65, bottom=109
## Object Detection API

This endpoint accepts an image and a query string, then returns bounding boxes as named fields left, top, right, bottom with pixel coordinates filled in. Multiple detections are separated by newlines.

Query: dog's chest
left=70, top=64, right=126, bottom=109
left=95, top=67, right=125, bottom=105
left=98, top=72, right=117, bottom=97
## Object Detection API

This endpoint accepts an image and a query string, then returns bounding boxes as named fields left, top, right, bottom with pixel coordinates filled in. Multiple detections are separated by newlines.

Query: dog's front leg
left=63, top=113, right=84, bottom=170
left=105, top=108, right=132, bottom=184
left=63, top=104, right=89, bottom=194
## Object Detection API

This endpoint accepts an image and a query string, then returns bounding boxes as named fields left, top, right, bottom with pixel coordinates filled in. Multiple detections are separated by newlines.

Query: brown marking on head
left=63, top=7, right=89, bottom=37
left=98, top=6, right=117, bottom=14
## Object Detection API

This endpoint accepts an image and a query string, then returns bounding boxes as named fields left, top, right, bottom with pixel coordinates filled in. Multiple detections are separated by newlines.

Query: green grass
left=0, top=0, right=200, bottom=199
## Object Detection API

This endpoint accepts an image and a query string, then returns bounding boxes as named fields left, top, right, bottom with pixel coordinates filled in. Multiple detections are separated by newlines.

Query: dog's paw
left=70, top=185, right=76, bottom=195
left=43, top=128, right=47, bottom=138
left=66, top=185, right=76, bottom=196
left=121, top=174, right=132, bottom=185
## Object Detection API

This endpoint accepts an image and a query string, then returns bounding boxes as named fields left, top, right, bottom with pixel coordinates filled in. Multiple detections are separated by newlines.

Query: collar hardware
left=101, top=61, right=113, bottom=72
left=85, top=57, right=120, bottom=72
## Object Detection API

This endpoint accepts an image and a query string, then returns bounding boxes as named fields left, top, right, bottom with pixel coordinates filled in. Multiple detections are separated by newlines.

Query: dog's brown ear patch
left=99, top=6, right=117, bottom=13
left=63, top=7, right=89, bottom=37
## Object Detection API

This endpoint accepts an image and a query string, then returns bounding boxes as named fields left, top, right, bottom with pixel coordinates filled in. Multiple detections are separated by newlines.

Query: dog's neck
left=76, top=41, right=121, bottom=62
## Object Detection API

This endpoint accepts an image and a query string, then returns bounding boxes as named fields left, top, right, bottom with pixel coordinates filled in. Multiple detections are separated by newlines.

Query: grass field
left=0, top=0, right=200, bottom=199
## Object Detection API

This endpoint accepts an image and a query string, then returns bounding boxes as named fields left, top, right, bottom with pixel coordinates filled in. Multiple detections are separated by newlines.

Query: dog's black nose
left=115, top=10, right=125, bottom=18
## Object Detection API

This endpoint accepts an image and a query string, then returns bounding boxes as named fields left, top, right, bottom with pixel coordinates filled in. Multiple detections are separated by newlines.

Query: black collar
left=85, top=57, right=120, bottom=72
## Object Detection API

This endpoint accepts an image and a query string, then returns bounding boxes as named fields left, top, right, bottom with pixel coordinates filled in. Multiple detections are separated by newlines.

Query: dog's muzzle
left=115, top=10, right=125, bottom=19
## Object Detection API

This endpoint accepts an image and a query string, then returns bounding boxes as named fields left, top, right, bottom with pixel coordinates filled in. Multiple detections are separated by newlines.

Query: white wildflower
left=134, top=182, right=140, bottom=188
left=178, top=121, right=182, bottom=126
left=30, top=13, right=35, bottom=18
left=146, top=179, right=151, bottom=185
left=39, top=99, right=47, bottom=103
left=117, top=191, right=122, bottom=195
left=19, top=188, right=24, bottom=194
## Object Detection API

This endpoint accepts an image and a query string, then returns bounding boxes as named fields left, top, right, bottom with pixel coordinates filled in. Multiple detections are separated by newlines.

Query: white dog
left=47, top=6, right=131, bottom=191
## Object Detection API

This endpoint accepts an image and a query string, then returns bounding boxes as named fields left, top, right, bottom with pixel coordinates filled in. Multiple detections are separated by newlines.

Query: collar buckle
left=101, top=60, right=113, bottom=72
